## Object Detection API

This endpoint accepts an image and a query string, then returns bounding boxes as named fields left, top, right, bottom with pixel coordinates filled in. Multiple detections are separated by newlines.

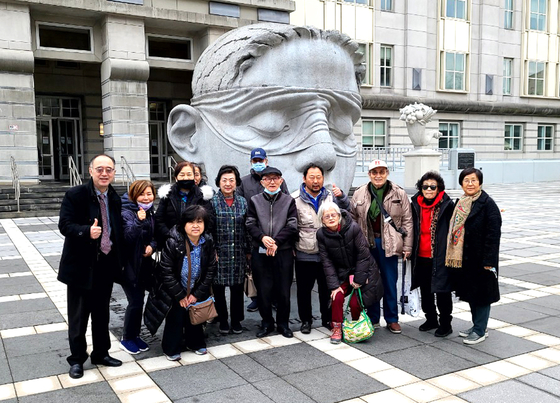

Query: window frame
left=36, top=22, right=94, bottom=54
left=443, top=52, right=466, bottom=91
left=342, top=0, right=371, bottom=6
left=438, top=122, right=461, bottom=149
left=537, top=124, right=554, bottom=151
left=504, top=124, right=523, bottom=151
left=361, top=119, right=387, bottom=148
left=380, top=45, right=393, bottom=88
left=504, top=0, right=514, bottom=29
left=381, top=0, right=393, bottom=11
left=358, top=43, right=373, bottom=86
left=503, top=58, right=513, bottom=95
left=527, top=60, right=545, bottom=96
left=443, top=0, right=467, bottom=19
left=146, top=34, right=194, bottom=62
left=529, top=0, right=547, bottom=31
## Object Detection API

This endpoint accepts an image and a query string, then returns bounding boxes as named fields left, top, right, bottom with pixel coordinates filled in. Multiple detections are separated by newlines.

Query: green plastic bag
left=342, top=288, right=374, bottom=343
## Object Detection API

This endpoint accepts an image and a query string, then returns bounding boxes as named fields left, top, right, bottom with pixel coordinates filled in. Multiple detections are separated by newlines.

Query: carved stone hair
left=192, top=23, right=365, bottom=95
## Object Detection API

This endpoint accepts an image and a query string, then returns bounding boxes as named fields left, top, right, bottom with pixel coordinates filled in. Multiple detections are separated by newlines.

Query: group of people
left=57, top=150, right=501, bottom=379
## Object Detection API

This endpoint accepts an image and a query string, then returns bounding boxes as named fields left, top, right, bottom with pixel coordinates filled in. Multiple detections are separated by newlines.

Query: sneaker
left=231, top=322, right=243, bottom=334
left=134, top=337, right=149, bottom=352
left=166, top=353, right=181, bottom=361
left=219, top=321, right=230, bottom=335
left=463, top=331, right=486, bottom=345
left=194, top=348, right=207, bottom=355
left=120, top=339, right=140, bottom=355
left=247, top=300, right=259, bottom=312
left=387, top=322, right=402, bottom=334
left=372, top=322, right=381, bottom=329
left=459, top=327, right=489, bottom=338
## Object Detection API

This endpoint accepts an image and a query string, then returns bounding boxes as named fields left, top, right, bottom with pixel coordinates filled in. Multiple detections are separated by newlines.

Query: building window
left=504, top=124, right=522, bottom=150
left=503, top=58, right=513, bottom=95
left=528, top=61, right=545, bottom=95
left=537, top=124, right=553, bottom=150
left=504, top=0, right=514, bottom=28
left=358, top=43, right=373, bottom=85
left=444, top=52, right=466, bottom=91
left=438, top=122, right=460, bottom=148
left=529, top=0, right=546, bottom=30
left=37, top=23, right=92, bottom=52
left=343, top=0, right=369, bottom=5
left=381, top=0, right=393, bottom=10
left=147, top=35, right=192, bottom=61
left=444, top=0, right=467, bottom=19
left=380, top=45, right=393, bottom=87
left=362, top=120, right=386, bottom=147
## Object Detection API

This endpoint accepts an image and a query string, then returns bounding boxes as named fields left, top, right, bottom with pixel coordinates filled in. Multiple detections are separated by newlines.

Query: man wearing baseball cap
left=351, top=160, right=413, bottom=334
left=238, top=148, right=289, bottom=313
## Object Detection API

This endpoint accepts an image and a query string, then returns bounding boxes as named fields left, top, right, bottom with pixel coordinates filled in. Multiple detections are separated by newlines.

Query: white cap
left=368, top=159, right=388, bottom=170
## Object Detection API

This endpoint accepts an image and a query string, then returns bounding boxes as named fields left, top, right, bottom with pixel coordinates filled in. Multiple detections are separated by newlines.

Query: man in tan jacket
left=351, top=160, right=413, bottom=334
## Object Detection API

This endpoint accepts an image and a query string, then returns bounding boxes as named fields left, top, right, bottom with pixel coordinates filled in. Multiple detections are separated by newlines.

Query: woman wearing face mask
left=120, top=180, right=158, bottom=355
left=156, top=161, right=214, bottom=246
left=410, top=171, right=454, bottom=337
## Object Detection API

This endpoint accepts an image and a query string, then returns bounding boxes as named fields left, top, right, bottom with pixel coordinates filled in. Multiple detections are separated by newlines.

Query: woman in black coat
left=155, top=161, right=213, bottom=246
left=316, top=202, right=383, bottom=344
left=446, top=168, right=501, bottom=346
left=144, top=205, right=217, bottom=360
left=411, top=171, right=454, bottom=337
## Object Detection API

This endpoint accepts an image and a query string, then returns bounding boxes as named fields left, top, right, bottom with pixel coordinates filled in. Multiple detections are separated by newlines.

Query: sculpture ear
left=167, top=104, right=201, bottom=154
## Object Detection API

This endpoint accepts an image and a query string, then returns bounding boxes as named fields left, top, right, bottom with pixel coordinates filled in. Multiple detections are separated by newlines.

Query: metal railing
left=10, top=156, right=20, bottom=212
left=356, top=146, right=451, bottom=171
left=68, top=156, right=82, bottom=187
left=168, top=155, right=178, bottom=183
left=120, top=156, right=137, bottom=191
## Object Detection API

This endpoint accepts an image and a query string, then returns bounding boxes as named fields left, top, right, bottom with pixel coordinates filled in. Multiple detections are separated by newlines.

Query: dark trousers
left=252, top=248, right=293, bottom=328
left=162, top=302, right=205, bottom=356
left=469, top=303, right=491, bottom=337
left=67, top=252, right=116, bottom=366
left=121, top=282, right=146, bottom=340
left=416, top=257, right=453, bottom=326
left=213, top=283, right=245, bottom=325
left=295, top=260, right=331, bottom=324
left=367, top=238, right=399, bottom=324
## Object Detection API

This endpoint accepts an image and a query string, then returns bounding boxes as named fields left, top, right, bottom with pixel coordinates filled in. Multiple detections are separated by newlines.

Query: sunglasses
left=422, top=185, right=437, bottom=191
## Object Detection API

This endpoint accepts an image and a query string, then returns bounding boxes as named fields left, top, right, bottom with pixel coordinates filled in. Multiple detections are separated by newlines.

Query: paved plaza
left=1, top=182, right=560, bottom=402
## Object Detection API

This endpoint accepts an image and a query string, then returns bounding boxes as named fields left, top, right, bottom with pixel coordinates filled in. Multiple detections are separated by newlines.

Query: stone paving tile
left=511, top=298, right=560, bottom=317
left=17, top=381, right=120, bottom=403
left=0, top=260, right=28, bottom=274
left=175, top=383, right=274, bottom=403
left=515, top=271, right=560, bottom=286
left=0, top=309, right=64, bottom=330
left=282, top=362, right=386, bottom=403
left=490, top=303, right=551, bottom=325
left=518, top=372, right=560, bottom=397
left=149, top=360, right=246, bottom=401
left=523, top=317, right=560, bottom=338
left=351, top=329, right=423, bottom=355
left=248, top=342, right=339, bottom=377
left=0, top=298, right=56, bottom=315
left=220, top=353, right=277, bottom=383
left=253, top=377, right=316, bottom=403
left=3, top=331, right=69, bottom=358
left=0, top=357, right=12, bottom=385
left=459, top=379, right=560, bottom=403
left=8, top=350, right=71, bottom=382
left=0, top=277, right=44, bottom=297
left=44, top=256, right=61, bottom=271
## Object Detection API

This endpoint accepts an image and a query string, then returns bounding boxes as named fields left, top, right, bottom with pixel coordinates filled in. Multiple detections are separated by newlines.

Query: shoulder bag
left=342, top=288, right=374, bottom=343
left=185, top=241, right=218, bottom=325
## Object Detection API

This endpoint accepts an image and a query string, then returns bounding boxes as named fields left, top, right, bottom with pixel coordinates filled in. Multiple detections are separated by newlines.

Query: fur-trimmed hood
left=157, top=183, right=214, bottom=200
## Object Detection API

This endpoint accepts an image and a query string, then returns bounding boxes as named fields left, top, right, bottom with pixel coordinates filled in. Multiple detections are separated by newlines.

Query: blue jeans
left=469, top=303, right=491, bottom=337
left=367, top=237, right=399, bottom=324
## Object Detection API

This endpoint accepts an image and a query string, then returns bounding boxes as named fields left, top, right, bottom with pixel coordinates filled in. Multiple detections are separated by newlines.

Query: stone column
left=100, top=15, right=150, bottom=181
left=0, top=3, right=38, bottom=184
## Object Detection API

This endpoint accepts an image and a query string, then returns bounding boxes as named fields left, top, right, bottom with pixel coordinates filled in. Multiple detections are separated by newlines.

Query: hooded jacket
left=155, top=182, right=213, bottom=246
left=316, top=210, right=384, bottom=307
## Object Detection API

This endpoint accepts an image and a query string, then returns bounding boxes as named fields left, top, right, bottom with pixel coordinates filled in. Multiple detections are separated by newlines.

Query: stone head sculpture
left=167, top=23, right=365, bottom=192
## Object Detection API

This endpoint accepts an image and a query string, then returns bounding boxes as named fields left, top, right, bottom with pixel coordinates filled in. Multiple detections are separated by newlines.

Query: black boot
left=435, top=315, right=452, bottom=337
left=419, top=316, right=439, bottom=332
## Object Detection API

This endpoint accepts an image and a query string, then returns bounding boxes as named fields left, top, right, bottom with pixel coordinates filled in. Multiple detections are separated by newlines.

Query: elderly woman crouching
left=316, top=202, right=383, bottom=344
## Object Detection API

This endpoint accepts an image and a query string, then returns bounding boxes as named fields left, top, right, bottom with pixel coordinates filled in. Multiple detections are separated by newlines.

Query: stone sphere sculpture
left=167, top=23, right=365, bottom=193
left=399, top=102, right=441, bottom=149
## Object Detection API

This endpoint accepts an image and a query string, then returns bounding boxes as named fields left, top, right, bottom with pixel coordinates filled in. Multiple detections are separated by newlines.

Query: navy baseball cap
left=250, top=148, right=267, bottom=160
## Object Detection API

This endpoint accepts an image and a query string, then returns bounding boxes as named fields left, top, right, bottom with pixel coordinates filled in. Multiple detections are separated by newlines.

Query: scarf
left=368, top=182, right=387, bottom=221
left=445, top=190, right=482, bottom=268
left=417, top=191, right=444, bottom=258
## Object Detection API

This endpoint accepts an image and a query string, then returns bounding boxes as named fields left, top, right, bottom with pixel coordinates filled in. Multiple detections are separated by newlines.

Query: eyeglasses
left=463, top=179, right=479, bottom=185
left=323, top=214, right=339, bottom=220
left=93, top=167, right=115, bottom=174
left=262, top=177, right=281, bottom=183
left=422, top=185, right=437, bottom=191
left=220, top=178, right=235, bottom=184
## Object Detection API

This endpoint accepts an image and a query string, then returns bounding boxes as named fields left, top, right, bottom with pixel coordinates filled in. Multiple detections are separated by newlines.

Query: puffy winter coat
left=410, top=191, right=454, bottom=293
left=121, top=193, right=157, bottom=288
left=155, top=183, right=213, bottom=246
left=316, top=210, right=383, bottom=307
left=351, top=180, right=413, bottom=257
left=451, top=190, right=502, bottom=305
left=143, top=227, right=217, bottom=335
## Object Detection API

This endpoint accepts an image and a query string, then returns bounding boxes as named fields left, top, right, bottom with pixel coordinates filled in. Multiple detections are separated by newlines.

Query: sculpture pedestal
left=404, top=149, right=441, bottom=189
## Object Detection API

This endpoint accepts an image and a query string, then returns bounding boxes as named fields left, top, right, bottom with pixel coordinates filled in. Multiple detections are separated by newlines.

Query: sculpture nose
left=295, top=140, right=337, bottom=174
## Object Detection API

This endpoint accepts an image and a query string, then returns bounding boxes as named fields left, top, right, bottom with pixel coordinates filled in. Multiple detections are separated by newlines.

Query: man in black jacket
left=246, top=167, right=298, bottom=338
left=58, top=154, right=124, bottom=379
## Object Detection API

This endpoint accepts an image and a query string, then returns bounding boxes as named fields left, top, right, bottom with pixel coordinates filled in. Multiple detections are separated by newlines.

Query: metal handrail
left=168, top=155, right=178, bottom=183
left=10, top=156, right=20, bottom=212
left=356, top=146, right=451, bottom=171
left=68, top=156, right=82, bottom=187
left=120, top=156, right=137, bottom=191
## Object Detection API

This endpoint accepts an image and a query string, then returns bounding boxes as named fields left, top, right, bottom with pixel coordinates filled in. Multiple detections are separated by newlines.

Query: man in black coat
left=58, top=154, right=124, bottom=379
